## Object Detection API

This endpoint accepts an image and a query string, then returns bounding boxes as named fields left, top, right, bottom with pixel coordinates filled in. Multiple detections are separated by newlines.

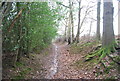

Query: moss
left=85, top=43, right=117, bottom=63
left=109, top=61, right=115, bottom=66
left=113, top=56, right=120, bottom=62
left=86, top=47, right=102, bottom=58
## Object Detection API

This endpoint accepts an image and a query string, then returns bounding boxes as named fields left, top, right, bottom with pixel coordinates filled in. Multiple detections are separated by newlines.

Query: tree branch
left=56, top=2, right=70, bottom=8
left=8, top=8, right=24, bottom=32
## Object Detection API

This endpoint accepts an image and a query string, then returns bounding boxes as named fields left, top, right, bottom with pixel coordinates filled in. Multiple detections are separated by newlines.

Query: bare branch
left=8, top=8, right=24, bottom=32
left=80, top=28, right=85, bottom=35
left=56, top=2, right=70, bottom=8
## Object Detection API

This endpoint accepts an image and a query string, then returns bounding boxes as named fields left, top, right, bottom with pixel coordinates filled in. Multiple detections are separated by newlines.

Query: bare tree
left=102, top=0, right=115, bottom=47
left=75, top=0, right=95, bottom=43
left=70, top=2, right=74, bottom=42
left=56, top=1, right=74, bottom=44
left=64, top=24, right=68, bottom=42
left=61, top=18, right=68, bottom=42
left=89, top=20, right=93, bottom=38
left=75, top=0, right=82, bottom=43
left=68, top=13, right=72, bottom=44
left=67, top=0, right=74, bottom=44
left=96, top=0, right=101, bottom=40
left=118, top=0, right=120, bottom=35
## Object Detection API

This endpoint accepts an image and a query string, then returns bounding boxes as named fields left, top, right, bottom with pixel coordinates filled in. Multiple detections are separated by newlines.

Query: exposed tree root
left=85, top=44, right=117, bottom=64
left=107, top=55, right=120, bottom=65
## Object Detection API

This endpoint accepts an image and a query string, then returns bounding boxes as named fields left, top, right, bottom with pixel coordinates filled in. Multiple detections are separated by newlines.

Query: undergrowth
left=73, top=41, right=119, bottom=79
left=13, top=67, right=32, bottom=79
left=74, top=57, right=98, bottom=69
left=70, top=41, right=98, bottom=54
left=12, top=60, right=32, bottom=79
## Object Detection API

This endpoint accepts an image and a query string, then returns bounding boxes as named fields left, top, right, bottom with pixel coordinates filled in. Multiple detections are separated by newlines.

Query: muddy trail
left=43, top=43, right=97, bottom=79
left=45, top=43, right=59, bottom=79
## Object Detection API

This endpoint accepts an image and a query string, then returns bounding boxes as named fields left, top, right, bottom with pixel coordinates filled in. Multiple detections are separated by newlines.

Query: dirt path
left=43, top=43, right=96, bottom=79
left=44, top=43, right=59, bottom=79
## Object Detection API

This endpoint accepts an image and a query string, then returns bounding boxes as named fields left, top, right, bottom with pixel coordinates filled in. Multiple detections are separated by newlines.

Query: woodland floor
left=44, top=42, right=119, bottom=79
left=2, top=41, right=120, bottom=79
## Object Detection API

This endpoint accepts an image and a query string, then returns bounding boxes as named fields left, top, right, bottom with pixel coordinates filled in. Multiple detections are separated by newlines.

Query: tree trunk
left=96, top=0, right=101, bottom=40
left=118, top=1, right=120, bottom=35
left=68, top=13, right=72, bottom=44
left=70, top=2, right=74, bottom=42
left=14, top=3, right=22, bottom=64
left=64, top=25, right=67, bottom=42
left=67, top=0, right=72, bottom=44
left=0, top=3, right=3, bottom=30
left=0, top=3, right=3, bottom=81
left=26, top=4, right=30, bottom=57
left=102, top=0, right=115, bottom=47
left=89, top=20, right=93, bottom=41
left=75, top=1, right=81, bottom=43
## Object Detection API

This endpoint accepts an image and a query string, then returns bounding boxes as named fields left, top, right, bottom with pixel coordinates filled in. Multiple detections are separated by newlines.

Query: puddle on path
left=46, top=44, right=59, bottom=79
